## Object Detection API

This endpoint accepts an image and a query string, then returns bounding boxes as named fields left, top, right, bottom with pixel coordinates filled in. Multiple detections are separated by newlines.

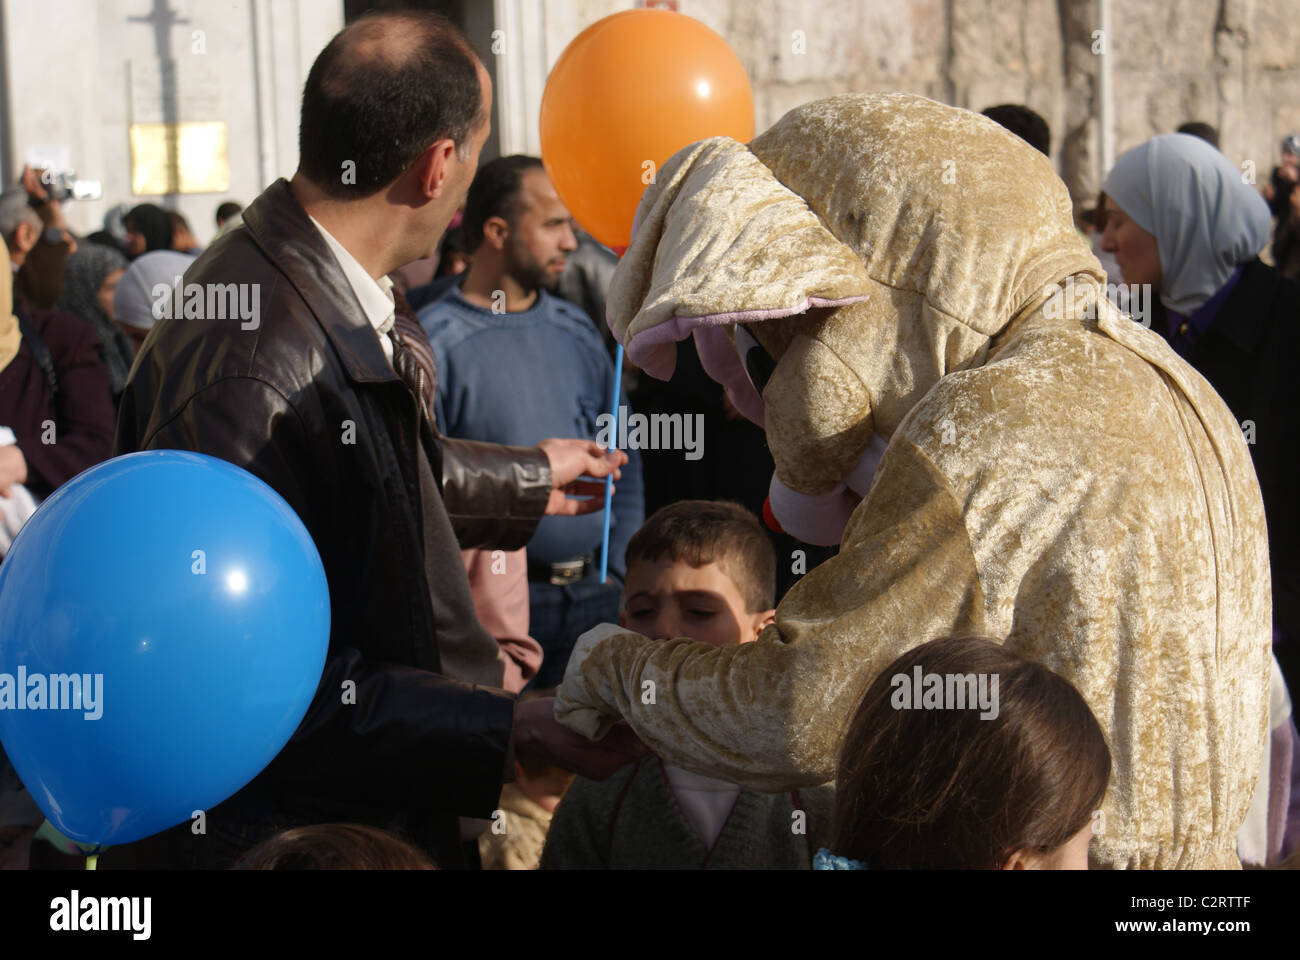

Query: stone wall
left=533, top=0, right=1300, bottom=209
left=0, top=0, right=341, bottom=242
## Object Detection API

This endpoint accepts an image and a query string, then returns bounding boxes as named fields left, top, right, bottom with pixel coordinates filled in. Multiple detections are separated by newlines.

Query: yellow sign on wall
left=129, top=122, right=229, bottom=195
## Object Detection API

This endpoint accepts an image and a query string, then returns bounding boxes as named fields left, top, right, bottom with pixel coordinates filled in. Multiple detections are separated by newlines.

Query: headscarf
left=1103, top=133, right=1272, bottom=314
left=112, top=250, right=197, bottom=332
left=57, top=243, right=133, bottom=398
left=124, top=204, right=174, bottom=256
left=0, top=245, right=19, bottom=373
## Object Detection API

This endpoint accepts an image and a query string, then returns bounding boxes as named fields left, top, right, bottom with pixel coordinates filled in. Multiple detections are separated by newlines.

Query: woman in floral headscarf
left=56, top=243, right=133, bottom=405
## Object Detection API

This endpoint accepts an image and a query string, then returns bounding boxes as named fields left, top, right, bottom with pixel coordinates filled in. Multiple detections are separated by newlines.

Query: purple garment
left=1166, top=264, right=1245, bottom=354
left=1286, top=719, right=1300, bottom=861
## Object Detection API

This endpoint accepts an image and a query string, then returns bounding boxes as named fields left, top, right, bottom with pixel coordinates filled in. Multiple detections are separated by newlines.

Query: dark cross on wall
left=127, top=0, right=191, bottom=206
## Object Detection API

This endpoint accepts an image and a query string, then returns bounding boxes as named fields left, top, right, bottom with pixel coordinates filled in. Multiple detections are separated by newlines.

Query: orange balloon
left=540, top=10, right=754, bottom=250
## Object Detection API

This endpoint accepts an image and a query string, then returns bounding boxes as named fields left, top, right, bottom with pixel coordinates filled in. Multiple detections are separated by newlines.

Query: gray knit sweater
left=541, top=756, right=834, bottom=869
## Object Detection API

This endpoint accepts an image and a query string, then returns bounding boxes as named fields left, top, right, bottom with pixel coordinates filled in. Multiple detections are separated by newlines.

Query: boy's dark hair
left=235, top=823, right=435, bottom=870
left=123, top=203, right=173, bottom=254
left=1176, top=122, right=1220, bottom=150
left=166, top=210, right=191, bottom=233
left=461, top=155, right=545, bottom=252
left=625, top=500, right=775, bottom=612
left=829, top=636, right=1110, bottom=869
left=298, top=11, right=484, bottom=199
left=215, top=201, right=242, bottom=226
left=981, top=104, right=1051, bottom=157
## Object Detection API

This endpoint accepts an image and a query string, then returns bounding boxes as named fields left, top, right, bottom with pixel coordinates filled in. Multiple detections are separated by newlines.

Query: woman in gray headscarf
left=1103, top=131, right=1299, bottom=866
left=1101, top=133, right=1272, bottom=345
left=56, top=243, right=133, bottom=404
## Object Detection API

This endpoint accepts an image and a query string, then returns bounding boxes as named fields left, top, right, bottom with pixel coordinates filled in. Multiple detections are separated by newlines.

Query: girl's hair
left=829, top=636, right=1111, bottom=869
left=235, top=823, right=435, bottom=870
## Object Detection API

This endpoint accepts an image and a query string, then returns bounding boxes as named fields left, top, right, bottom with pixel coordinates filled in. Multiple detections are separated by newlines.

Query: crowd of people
left=1, top=9, right=1298, bottom=871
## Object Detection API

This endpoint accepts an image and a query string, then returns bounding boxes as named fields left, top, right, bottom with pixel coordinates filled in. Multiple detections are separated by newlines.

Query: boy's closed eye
left=620, top=558, right=772, bottom=648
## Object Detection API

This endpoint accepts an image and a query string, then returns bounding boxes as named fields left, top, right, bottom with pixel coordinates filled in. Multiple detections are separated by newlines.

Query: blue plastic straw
left=599, top=342, right=624, bottom=583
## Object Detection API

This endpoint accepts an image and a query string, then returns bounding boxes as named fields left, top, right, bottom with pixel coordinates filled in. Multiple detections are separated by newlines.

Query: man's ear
left=414, top=139, right=456, bottom=200
left=481, top=216, right=509, bottom=253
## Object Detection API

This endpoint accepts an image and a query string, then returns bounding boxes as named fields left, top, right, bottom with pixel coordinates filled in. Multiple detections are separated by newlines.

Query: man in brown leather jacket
left=104, top=11, right=634, bottom=870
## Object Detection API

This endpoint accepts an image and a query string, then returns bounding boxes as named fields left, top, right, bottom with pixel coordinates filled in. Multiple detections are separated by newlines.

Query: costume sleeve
left=128, top=376, right=515, bottom=818
left=16, top=314, right=114, bottom=491
left=554, top=437, right=987, bottom=791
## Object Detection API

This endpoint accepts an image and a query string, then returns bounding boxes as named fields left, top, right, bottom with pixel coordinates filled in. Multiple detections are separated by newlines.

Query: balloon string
left=599, top=342, right=624, bottom=584
left=85, top=854, right=98, bottom=870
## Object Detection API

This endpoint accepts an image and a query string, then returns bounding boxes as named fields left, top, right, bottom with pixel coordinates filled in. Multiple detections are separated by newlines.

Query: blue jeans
left=527, top=572, right=623, bottom=691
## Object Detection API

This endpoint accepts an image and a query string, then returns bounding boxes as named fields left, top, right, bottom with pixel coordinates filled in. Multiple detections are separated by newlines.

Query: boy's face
left=620, top=557, right=775, bottom=647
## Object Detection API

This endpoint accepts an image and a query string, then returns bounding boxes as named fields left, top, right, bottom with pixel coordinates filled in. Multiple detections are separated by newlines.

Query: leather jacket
left=108, top=178, right=551, bottom=868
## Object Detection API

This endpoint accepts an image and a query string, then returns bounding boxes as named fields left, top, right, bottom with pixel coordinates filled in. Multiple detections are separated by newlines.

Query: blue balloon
left=0, top=451, right=329, bottom=848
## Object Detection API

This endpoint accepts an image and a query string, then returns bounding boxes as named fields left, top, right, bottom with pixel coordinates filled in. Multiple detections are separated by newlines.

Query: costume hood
left=609, top=93, right=1103, bottom=541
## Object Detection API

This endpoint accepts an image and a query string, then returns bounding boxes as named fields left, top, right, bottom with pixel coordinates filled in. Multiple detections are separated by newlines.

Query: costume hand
left=513, top=696, right=648, bottom=780
left=537, top=437, right=627, bottom=517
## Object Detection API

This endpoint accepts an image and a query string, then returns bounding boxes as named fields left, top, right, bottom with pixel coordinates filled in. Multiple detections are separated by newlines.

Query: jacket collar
left=241, top=178, right=399, bottom=384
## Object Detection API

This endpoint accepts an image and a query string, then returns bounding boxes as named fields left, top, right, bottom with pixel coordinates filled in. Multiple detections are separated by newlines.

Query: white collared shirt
left=662, top=762, right=742, bottom=849
left=307, top=214, right=396, bottom=364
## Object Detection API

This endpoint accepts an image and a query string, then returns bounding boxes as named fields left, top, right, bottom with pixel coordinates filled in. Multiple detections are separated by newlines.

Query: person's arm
left=127, top=375, right=515, bottom=817
left=462, top=546, right=542, bottom=694
left=440, top=437, right=552, bottom=551
left=554, top=436, right=986, bottom=791
left=14, top=314, right=114, bottom=492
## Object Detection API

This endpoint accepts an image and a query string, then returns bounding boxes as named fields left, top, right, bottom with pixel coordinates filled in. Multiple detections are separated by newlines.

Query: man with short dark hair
left=213, top=201, right=244, bottom=240
left=1176, top=121, right=1220, bottom=150
left=981, top=103, right=1051, bottom=157
left=108, top=10, right=628, bottom=870
left=214, top=201, right=242, bottom=228
left=419, top=156, right=644, bottom=690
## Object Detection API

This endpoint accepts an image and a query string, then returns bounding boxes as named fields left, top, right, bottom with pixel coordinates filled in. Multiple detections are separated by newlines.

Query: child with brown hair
left=234, top=823, right=434, bottom=870
left=818, top=636, right=1112, bottom=870
left=542, top=500, right=833, bottom=868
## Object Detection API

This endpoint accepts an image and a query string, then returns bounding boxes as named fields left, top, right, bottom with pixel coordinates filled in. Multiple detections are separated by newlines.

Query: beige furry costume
left=555, top=93, right=1272, bottom=869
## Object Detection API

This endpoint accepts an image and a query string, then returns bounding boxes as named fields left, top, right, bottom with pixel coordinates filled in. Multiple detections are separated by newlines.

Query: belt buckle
left=549, top=559, right=586, bottom=586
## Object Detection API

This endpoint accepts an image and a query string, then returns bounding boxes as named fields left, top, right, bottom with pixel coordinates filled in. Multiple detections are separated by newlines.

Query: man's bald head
left=298, top=11, right=487, bottom=199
